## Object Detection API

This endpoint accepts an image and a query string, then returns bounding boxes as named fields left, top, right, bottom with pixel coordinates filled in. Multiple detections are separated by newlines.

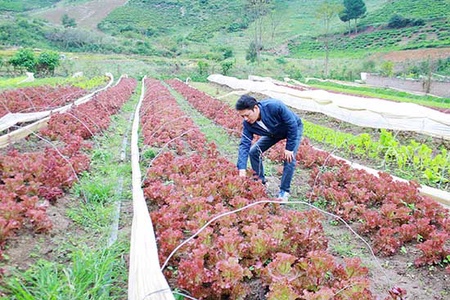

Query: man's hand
left=284, top=150, right=294, bottom=163
left=239, top=169, right=247, bottom=177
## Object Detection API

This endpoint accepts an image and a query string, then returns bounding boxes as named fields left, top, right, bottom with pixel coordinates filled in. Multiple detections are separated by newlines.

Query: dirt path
left=32, top=0, right=128, bottom=30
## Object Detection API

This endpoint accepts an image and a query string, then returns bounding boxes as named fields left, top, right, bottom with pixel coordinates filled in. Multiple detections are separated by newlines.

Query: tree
left=380, top=61, right=394, bottom=77
left=387, top=14, right=425, bottom=29
left=221, top=60, right=234, bottom=76
left=37, top=51, right=60, bottom=76
left=420, top=56, right=438, bottom=94
left=340, top=0, right=366, bottom=33
left=8, top=48, right=36, bottom=73
left=388, top=14, right=408, bottom=29
left=267, top=8, right=282, bottom=43
left=197, top=60, right=209, bottom=76
left=316, top=1, right=343, bottom=77
left=246, top=0, right=272, bottom=63
left=338, top=7, right=351, bottom=32
left=61, top=14, right=77, bottom=28
left=245, top=41, right=259, bottom=63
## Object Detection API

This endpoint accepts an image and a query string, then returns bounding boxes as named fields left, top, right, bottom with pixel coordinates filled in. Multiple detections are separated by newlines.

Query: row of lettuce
left=0, top=75, right=110, bottom=118
left=0, top=77, right=137, bottom=263
left=306, top=122, right=449, bottom=188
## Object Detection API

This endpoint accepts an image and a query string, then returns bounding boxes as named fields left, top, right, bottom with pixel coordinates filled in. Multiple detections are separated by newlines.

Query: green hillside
left=0, top=17, right=52, bottom=49
left=3, top=0, right=449, bottom=56
left=0, top=0, right=449, bottom=80
left=98, top=0, right=247, bottom=43
left=360, top=0, right=450, bottom=26
left=0, top=0, right=58, bottom=12
left=97, top=0, right=450, bottom=58
left=0, top=0, right=92, bottom=12
left=288, top=19, right=450, bottom=58
left=288, top=0, right=450, bottom=58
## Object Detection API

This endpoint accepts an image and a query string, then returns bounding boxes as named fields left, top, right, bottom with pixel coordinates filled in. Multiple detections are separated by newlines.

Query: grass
left=0, top=75, right=109, bottom=91
left=166, top=82, right=240, bottom=158
left=53, top=53, right=179, bottom=81
left=0, top=76, right=27, bottom=88
left=305, top=79, right=450, bottom=109
left=66, top=201, right=116, bottom=232
left=0, top=0, right=58, bottom=12
left=189, top=81, right=238, bottom=104
left=0, top=76, right=140, bottom=300
left=329, top=231, right=360, bottom=258
left=2, top=244, right=128, bottom=300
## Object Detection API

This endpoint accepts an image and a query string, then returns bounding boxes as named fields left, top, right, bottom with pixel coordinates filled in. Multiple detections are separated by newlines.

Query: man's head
left=236, top=95, right=260, bottom=124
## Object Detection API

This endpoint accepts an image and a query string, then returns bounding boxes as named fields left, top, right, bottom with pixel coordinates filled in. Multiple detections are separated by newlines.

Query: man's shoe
left=277, top=190, right=290, bottom=202
left=253, top=176, right=267, bottom=185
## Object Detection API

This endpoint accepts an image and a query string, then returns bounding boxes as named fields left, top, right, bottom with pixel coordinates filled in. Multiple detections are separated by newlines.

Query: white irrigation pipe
left=208, top=74, right=450, bottom=140
left=160, top=199, right=386, bottom=276
left=151, top=198, right=391, bottom=300
left=109, top=106, right=135, bottom=247
left=128, top=77, right=174, bottom=300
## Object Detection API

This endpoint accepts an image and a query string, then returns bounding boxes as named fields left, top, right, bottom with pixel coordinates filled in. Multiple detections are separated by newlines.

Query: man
left=236, top=94, right=303, bottom=201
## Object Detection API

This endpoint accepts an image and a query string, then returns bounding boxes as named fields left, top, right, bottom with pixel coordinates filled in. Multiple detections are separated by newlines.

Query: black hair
left=235, top=94, right=258, bottom=110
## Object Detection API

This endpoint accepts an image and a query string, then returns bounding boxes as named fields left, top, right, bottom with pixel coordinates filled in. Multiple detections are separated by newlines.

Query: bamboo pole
left=0, top=117, right=50, bottom=148
left=128, top=77, right=174, bottom=300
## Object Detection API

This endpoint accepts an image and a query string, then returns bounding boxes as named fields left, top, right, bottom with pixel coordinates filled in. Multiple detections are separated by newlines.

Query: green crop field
left=0, top=0, right=59, bottom=12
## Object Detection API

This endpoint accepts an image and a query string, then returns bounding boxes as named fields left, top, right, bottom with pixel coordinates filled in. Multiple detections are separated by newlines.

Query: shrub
left=61, top=14, right=76, bottom=28
left=380, top=61, right=395, bottom=77
left=221, top=60, right=234, bottom=76
left=246, top=41, right=259, bottom=63
left=388, top=14, right=425, bottom=29
left=36, top=51, right=60, bottom=76
left=227, top=21, right=248, bottom=32
left=9, top=48, right=36, bottom=73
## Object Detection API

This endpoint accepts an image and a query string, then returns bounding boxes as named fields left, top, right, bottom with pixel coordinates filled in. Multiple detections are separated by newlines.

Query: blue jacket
left=237, top=99, right=302, bottom=170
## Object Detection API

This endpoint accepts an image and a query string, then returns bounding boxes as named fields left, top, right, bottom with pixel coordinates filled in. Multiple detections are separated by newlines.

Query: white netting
left=208, top=74, right=450, bottom=140
left=0, top=73, right=114, bottom=132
